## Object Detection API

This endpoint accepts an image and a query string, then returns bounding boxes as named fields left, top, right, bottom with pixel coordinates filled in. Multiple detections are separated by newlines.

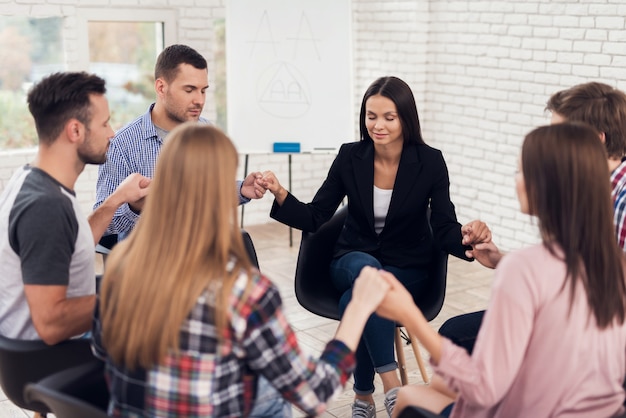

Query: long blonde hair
left=100, top=123, right=252, bottom=369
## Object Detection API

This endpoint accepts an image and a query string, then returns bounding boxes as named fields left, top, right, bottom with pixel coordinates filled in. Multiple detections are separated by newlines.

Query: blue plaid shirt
left=611, top=159, right=626, bottom=251
left=94, top=104, right=249, bottom=240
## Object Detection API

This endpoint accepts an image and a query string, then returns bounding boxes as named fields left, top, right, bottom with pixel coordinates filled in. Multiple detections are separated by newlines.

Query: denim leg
left=330, top=252, right=429, bottom=394
left=330, top=251, right=382, bottom=294
left=438, top=310, right=485, bottom=355
left=249, top=376, right=292, bottom=418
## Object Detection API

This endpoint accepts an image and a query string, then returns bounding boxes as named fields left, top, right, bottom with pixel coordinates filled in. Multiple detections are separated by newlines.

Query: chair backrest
left=294, top=206, right=448, bottom=322
left=96, top=233, right=118, bottom=254
left=294, top=206, right=348, bottom=320
left=24, top=359, right=109, bottom=418
left=96, top=234, right=118, bottom=266
left=415, top=217, right=448, bottom=322
left=0, top=335, right=95, bottom=413
left=242, top=229, right=260, bottom=269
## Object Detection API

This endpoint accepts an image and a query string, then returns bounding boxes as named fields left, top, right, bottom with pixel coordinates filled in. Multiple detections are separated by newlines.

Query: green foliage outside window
left=0, top=16, right=64, bottom=149
left=0, top=17, right=161, bottom=149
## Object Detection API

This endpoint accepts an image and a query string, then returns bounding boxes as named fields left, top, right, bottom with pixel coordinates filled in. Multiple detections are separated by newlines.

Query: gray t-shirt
left=154, top=125, right=169, bottom=143
left=0, top=166, right=95, bottom=339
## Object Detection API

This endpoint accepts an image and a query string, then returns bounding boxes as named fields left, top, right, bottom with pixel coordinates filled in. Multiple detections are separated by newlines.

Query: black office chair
left=0, top=335, right=96, bottom=416
left=95, top=233, right=118, bottom=265
left=242, top=229, right=260, bottom=269
left=294, top=205, right=448, bottom=384
left=96, top=233, right=118, bottom=253
left=24, top=359, right=109, bottom=418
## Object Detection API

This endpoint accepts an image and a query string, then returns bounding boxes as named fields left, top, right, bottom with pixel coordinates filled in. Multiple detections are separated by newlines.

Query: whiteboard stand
left=240, top=154, right=248, bottom=229
left=288, top=154, right=293, bottom=247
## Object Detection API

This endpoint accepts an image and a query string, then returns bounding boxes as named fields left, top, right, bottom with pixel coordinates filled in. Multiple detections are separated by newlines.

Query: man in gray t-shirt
left=0, top=72, right=150, bottom=344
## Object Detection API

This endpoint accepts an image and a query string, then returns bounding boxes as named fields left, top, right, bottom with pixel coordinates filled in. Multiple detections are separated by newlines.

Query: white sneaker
left=352, top=399, right=376, bottom=418
left=384, top=387, right=400, bottom=417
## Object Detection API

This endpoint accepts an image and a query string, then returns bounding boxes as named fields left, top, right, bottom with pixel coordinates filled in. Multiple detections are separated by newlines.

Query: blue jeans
left=438, top=310, right=485, bottom=354
left=440, top=402, right=455, bottom=417
left=330, top=251, right=429, bottom=395
left=249, top=376, right=292, bottom=417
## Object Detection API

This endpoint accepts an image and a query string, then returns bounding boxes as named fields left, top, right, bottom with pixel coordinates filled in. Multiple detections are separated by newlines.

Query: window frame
left=74, top=8, right=177, bottom=72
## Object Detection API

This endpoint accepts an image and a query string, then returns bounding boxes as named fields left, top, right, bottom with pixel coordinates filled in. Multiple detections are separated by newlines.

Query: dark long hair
left=359, top=76, right=425, bottom=145
left=522, top=123, right=626, bottom=328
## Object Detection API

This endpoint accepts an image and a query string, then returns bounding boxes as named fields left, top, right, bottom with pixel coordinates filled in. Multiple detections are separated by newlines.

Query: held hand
left=112, top=173, right=151, bottom=209
left=461, top=220, right=492, bottom=246
left=465, top=241, right=504, bottom=269
left=261, top=170, right=288, bottom=205
left=260, top=170, right=283, bottom=194
left=241, top=171, right=266, bottom=200
left=375, top=270, right=423, bottom=323
left=352, top=266, right=391, bottom=314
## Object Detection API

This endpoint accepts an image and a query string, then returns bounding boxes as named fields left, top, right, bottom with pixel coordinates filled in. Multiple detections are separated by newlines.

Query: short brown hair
left=27, top=72, right=106, bottom=145
left=154, top=44, right=207, bottom=83
left=546, top=82, right=626, bottom=159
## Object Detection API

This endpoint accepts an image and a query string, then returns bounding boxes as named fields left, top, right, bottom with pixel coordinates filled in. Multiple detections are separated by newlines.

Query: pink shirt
left=435, top=244, right=626, bottom=418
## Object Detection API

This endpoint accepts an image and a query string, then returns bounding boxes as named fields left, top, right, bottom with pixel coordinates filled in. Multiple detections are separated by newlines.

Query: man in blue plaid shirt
left=94, top=44, right=266, bottom=240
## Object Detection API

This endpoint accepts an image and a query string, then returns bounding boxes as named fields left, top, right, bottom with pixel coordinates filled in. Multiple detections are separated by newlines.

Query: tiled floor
left=0, top=222, right=493, bottom=418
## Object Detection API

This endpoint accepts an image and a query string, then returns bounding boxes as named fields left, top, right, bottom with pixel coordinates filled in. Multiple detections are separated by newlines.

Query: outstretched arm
left=334, top=266, right=391, bottom=350
left=376, top=270, right=445, bottom=364
left=244, top=267, right=389, bottom=416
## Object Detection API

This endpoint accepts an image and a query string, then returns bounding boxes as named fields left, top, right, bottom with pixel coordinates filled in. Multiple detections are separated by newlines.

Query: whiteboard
left=226, top=0, right=354, bottom=153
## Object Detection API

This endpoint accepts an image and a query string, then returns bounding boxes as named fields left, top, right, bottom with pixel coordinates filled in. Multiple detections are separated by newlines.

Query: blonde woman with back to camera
left=91, top=123, right=391, bottom=417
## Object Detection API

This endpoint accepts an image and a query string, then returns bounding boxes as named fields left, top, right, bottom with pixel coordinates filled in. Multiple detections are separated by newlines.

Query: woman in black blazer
left=262, top=76, right=491, bottom=418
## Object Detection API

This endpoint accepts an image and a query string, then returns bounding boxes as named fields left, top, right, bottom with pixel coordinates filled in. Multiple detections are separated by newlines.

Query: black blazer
left=270, top=140, right=471, bottom=268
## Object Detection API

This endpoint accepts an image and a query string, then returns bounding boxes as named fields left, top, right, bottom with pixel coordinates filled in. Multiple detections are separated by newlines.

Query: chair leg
left=407, top=330, right=430, bottom=384
left=394, top=328, right=409, bottom=385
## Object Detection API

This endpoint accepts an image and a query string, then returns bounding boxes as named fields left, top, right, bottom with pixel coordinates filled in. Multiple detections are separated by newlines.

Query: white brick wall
left=421, top=0, right=626, bottom=252
left=2, top=0, right=626, bottom=252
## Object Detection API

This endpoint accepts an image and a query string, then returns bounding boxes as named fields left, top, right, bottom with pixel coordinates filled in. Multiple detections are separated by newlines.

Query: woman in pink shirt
left=376, top=122, right=626, bottom=417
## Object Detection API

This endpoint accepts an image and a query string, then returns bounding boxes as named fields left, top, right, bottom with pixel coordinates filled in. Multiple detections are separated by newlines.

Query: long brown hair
left=522, top=123, right=626, bottom=328
left=100, top=123, right=252, bottom=369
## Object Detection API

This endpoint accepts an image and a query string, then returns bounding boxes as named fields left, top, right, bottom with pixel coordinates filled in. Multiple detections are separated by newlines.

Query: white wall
left=422, top=1, right=626, bottom=251
left=2, top=0, right=626, bottom=252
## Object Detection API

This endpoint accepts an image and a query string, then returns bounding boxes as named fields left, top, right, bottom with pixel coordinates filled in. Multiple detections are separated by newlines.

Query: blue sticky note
left=272, top=142, right=301, bottom=153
